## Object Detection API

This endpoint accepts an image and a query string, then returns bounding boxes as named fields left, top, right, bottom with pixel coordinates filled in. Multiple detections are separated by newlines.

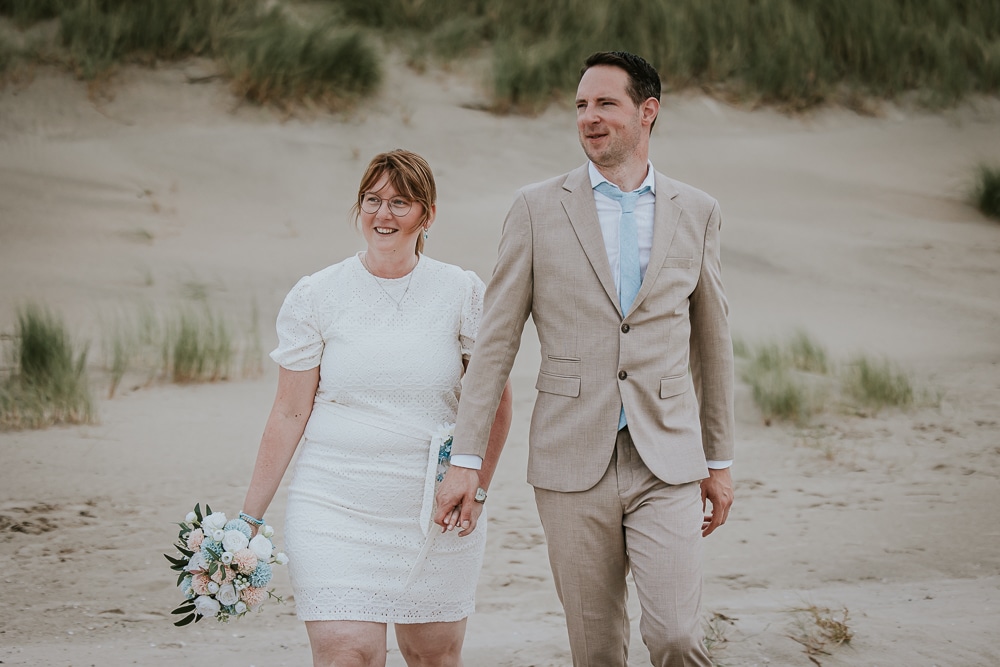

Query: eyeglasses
left=360, top=193, right=413, bottom=217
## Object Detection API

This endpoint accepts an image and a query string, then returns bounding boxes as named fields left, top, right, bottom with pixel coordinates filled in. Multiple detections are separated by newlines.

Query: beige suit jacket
left=454, top=163, right=735, bottom=492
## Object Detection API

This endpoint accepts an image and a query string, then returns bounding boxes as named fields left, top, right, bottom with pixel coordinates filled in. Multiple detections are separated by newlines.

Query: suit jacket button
left=621, top=323, right=630, bottom=333
left=618, top=370, right=627, bottom=380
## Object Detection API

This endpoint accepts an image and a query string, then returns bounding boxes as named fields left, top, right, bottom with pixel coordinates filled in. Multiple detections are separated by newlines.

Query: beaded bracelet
left=239, top=511, right=264, bottom=527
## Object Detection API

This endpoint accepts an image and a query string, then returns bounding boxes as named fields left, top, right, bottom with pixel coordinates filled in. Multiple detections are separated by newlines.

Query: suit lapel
left=631, top=171, right=681, bottom=314
left=561, top=165, right=621, bottom=311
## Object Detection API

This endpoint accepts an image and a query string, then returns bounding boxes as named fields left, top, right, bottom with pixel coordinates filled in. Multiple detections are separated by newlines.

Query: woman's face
left=359, top=173, right=433, bottom=257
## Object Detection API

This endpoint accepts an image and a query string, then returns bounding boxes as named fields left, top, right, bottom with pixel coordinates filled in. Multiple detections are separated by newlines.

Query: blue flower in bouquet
left=225, top=519, right=253, bottom=539
left=179, top=574, right=195, bottom=600
left=249, top=561, right=273, bottom=588
left=201, top=539, right=223, bottom=558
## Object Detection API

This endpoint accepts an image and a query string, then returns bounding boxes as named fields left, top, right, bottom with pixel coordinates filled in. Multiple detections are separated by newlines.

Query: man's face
left=576, top=65, right=647, bottom=169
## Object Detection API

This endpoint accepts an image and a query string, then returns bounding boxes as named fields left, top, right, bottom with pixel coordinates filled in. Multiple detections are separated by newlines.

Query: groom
left=436, top=51, right=735, bottom=667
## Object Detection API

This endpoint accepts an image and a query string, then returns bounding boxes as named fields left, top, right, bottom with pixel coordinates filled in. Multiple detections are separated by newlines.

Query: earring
left=423, top=228, right=429, bottom=241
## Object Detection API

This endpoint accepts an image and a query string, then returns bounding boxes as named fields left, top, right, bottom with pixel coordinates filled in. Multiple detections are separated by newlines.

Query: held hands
left=434, top=466, right=482, bottom=537
left=700, top=467, right=734, bottom=537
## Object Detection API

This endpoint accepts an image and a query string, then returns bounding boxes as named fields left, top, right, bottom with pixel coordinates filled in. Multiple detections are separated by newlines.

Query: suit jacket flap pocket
left=660, top=374, right=690, bottom=399
left=536, top=371, right=581, bottom=397
left=663, top=257, right=693, bottom=269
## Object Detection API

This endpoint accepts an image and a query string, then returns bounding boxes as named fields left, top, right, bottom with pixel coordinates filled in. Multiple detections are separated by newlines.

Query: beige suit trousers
left=534, top=428, right=712, bottom=667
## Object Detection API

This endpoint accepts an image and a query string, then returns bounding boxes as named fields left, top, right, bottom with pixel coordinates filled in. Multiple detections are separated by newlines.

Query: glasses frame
left=359, top=193, right=414, bottom=217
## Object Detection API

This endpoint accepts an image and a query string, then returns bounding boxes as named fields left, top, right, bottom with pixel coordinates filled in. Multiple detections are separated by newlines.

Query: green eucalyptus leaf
left=174, top=613, right=197, bottom=627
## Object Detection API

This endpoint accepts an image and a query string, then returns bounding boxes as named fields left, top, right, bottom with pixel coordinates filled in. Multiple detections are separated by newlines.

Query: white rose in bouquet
left=202, top=512, right=228, bottom=531
left=274, top=552, right=289, bottom=565
left=217, top=583, right=239, bottom=606
left=210, top=528, right=226, bottom=542
left=193, top=595, right=221, bottom=617
left=234, top=601, right=248, bottom=614
left=186, top=551, right=208, bottom=573
left=262, top=524, right=275, bottom=538
left=249, top=534, right=273, bottom=560
left=222, top=530, right=249, bottom=553
left=185, top=511, right=197, bottom=523
left=207, top=581, right=220, bottom=595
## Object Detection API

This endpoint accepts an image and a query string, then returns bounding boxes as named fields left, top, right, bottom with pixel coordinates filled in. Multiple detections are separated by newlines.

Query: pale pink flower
left=192, top=573, right=212, bottom=596
left=210, top=565, right=236, bottom=585
left=240, top=586, right=267, bottom=609
left=186, top=528, right=205, bottom=551
left=232, top=548, right=258, bottom=574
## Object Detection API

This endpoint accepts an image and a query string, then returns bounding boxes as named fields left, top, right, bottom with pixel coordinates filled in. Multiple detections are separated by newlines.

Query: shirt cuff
left=706, top=460, right=732, bottom=469
left=449, top=454, right=483, bottom=470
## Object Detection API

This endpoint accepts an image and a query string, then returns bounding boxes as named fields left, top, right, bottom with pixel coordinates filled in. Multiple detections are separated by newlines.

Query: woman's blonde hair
left=352, top=149, right=437, bottom=255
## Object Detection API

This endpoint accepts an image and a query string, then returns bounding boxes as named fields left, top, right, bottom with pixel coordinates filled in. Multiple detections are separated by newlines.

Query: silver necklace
left=361, top=252, right=416, bottom=310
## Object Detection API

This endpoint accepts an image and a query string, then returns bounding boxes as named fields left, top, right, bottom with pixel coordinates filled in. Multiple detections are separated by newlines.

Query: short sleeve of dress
left=459, top=270, right=486, bottom=360
left=269, top=275, right=323, bottom=371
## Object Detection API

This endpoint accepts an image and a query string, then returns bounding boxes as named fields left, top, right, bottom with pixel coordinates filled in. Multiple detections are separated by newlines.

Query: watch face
left=475, top=488, right=487, bottom=503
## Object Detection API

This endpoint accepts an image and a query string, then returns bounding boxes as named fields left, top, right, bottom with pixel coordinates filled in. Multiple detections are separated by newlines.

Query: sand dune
left=1, top=59, right=999, bottom=666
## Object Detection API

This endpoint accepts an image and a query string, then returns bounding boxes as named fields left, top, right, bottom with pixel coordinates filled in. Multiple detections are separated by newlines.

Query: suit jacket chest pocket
left=654, top=257, right=697, bottom=299
left=662, top=257, right=693, bottom=270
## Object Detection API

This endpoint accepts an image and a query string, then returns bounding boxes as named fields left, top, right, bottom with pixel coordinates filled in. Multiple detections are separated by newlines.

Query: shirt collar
left=589, top=161, right=656, bottom=195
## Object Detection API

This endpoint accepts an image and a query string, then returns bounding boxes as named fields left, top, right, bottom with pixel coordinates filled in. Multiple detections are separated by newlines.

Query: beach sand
left=1, top=58, right=999, bottom=666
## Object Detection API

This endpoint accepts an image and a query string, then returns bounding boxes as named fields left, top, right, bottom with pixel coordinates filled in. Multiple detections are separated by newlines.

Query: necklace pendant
left=361, top=252, right=414, bottom=311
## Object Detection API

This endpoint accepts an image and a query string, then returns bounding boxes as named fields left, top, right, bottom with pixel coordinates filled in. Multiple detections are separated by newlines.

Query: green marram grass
left=3, top=0, right=999, bottom=111
left=166, top=308, right=232, bottom=383
left=222, top=9, right=379, bottom=110
left=101, top=302, right=262, bottom=394
left=0, top=0, right=64, bottom=28
left=738, top=335, right=829, bottom=426
left=1, top=0, right=381, bottom=108
left=841, top=355, right=914, bottom=412
left=0, top=303, right=95, bottom=431
left=736, top=331, right=918, bottom=425
left=970, top=163, right=1000, bottom=220
left=493, top=0, right=1000, bottom=111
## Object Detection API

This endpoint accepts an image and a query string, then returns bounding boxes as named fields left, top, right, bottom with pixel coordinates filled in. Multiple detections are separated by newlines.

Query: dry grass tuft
left=787, top=604, right=853, bottom=663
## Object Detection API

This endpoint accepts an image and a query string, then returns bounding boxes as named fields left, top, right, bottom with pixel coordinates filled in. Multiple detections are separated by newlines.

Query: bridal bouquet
left=164, top=503, right=288, bottom=626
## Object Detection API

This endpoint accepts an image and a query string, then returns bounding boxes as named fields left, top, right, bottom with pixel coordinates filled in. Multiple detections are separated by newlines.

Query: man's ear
left=641, top=97, right=660, bottom=130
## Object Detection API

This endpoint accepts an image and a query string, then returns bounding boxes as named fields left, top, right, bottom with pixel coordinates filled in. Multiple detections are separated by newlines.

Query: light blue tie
left=594, top=180, right=651, bottom=429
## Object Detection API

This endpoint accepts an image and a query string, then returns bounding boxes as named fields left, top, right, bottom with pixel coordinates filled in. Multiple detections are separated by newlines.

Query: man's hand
left=700, top=467, right=734, bottom=537
left=434, top=465, right=482, bottom=536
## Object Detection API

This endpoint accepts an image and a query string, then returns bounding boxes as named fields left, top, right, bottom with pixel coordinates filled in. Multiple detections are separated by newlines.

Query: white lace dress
left=271, top=253, right=488, bottom=623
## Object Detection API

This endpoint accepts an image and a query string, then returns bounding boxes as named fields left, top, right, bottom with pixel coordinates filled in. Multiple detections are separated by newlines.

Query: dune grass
left=222, top=9, right=379, bottom=110
left=333, top=0, right=493, bottom=64
left=2, top=0, right=998, bottom=110
left=101, top=301, right=262, bottom=396
left=333, top=0, right=1000, bottom=112
left=0, top=0, right=64, bottom=28
left=0, top=304, right=94, bottom=431
left=841, top=355, right=914, bottom=412
left=737, top=331, right=919, bottom=424
left=166, top=308, right=232, bottom=383
left=970, top=164, right=1000, bottom=220
left=0, top=0, right=380, bottom=108
left=738, top=331, right=831, bottom=425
